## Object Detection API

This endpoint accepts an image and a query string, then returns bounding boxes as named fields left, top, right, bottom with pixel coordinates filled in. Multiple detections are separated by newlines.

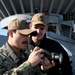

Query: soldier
left=29, top=13, right=72, bottom=75
left=0, top=18, right=53, bottom=75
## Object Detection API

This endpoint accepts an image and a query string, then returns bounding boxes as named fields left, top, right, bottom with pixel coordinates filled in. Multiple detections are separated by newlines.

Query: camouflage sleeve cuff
left=14, top=60, right=34, bottom=74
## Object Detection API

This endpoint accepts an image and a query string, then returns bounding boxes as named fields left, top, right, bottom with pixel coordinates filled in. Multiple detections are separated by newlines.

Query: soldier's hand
left=28, top=47, right=44, bottom=67
left=40, top=57, right=55, bottom=71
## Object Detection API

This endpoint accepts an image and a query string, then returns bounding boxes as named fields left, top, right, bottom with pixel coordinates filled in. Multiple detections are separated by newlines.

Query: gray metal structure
left=0, top=0, right=75, bottom=20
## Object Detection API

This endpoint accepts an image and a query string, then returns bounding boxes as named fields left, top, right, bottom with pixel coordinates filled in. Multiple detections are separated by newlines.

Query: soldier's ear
left=8, top=30, right=13, bottom=37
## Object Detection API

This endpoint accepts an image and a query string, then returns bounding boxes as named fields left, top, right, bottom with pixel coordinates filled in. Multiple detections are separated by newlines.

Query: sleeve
left=5, top=61, right=35, bottom=75
left=61, top=49, right=72, bottom=75
left=55, top=42, right=73, bottom=75
left=11, top=61, right=44, bottom=75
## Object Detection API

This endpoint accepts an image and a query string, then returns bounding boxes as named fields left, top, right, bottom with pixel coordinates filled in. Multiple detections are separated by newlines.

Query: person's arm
left=61, top=50, right=72, bottom=75
left=55, top=42, right=72, bottom=75
left=57, top=42, right=72, bottom=75
left=15, top=60, right=47, bottom=75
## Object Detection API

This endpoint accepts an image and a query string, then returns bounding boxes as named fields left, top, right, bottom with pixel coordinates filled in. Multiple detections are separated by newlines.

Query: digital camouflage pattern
left=0, top=42, right=45, bottom=75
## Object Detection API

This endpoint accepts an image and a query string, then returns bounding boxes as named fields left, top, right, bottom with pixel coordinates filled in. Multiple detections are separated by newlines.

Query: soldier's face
left=30, top=24, right=47, bottom=43
left=11, top=30, right=29, bottom=50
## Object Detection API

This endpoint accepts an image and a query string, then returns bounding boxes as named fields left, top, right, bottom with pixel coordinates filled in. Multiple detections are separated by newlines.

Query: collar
left=5, top=42, right=19, bottom=63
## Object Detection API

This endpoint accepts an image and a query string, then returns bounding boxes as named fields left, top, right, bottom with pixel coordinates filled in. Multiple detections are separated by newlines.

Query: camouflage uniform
left=0, top=42, right=45, bottom=75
